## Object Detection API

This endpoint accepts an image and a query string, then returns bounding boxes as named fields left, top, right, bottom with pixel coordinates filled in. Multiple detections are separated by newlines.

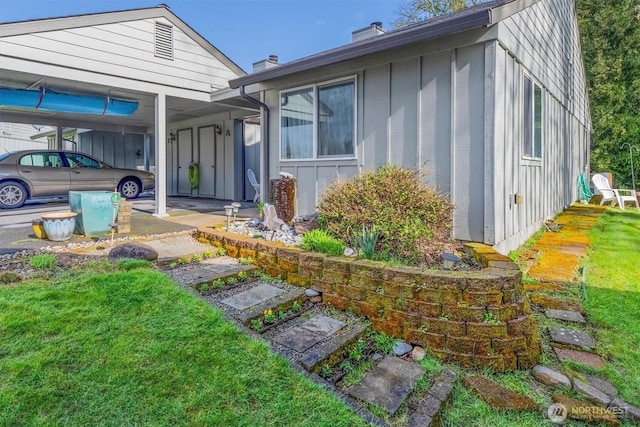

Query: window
left=19, top=152, right=63, bottom=168
left=523, top=75, right=542, bottom=158
left=280, top=79, right=355, bottom=160
left=64, top=153, right=100, bottom=168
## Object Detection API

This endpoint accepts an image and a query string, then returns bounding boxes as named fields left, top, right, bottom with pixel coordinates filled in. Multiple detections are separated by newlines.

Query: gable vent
left=154, top=21, right=174, bottom=60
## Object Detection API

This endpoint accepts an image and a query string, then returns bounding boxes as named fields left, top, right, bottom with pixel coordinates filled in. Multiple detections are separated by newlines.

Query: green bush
left=0, top=271, right=21, bottom=285
left=317, top=165, right=454, bottom=265
left=29, top=254, right=57, bottom=270
left=300, top=229, right=345, bottom=256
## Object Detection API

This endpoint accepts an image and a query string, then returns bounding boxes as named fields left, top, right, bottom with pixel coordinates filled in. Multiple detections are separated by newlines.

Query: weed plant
left=353, top=225, right=379, bottom=260
left=29, top=254, right=56, bottom=269
left=300, top=229, right=345, bottom=256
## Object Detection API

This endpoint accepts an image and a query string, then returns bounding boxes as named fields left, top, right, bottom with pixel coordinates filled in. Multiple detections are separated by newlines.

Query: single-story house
left=0, top=5, right=261, bottom=213
left=230, top=0, right=591, bottom=254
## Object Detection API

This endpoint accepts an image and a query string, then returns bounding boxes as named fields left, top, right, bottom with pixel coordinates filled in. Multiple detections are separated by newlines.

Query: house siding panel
left=452, top=44, right=485, bottom=242
left=363, top=64, right=391, bottom=169
left=420, top=50, right=452, bottom=193
left=389, top=58, right=419, bottom=168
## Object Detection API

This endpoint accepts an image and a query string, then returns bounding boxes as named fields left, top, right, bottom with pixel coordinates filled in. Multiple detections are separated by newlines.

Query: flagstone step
left=545, top=309, right=586, bottom=324
left=464, top=375, right=539, bottom=412
left=348, top=356, right=426, bottom=415
left=524, top=282, right=569, bottom=293
left=548, top=327, right=595, bottom=351
left=166, top=262, right=257, bottom=288
left=259, top=307, right=369, bottom=372
left=552, top=346, right=605, bottom=369
left=202, top=279, right=308, bottom=328
left=530, top=294, right=585, bottom=313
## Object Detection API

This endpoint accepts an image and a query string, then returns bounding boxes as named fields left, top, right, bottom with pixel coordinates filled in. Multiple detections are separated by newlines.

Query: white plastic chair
left=592, top=173, right=639, bottom=210
left=247, top=168, right=260, bottom=203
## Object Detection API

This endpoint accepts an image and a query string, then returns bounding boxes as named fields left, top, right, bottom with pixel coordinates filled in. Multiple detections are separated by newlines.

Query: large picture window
left=523, top=75, right=542, bottom=159
left=280, top=79, right=355, bottom=160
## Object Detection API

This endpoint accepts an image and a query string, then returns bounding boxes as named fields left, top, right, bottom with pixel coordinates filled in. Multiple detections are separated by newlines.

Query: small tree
left=393, top=0, right=492, bottom=27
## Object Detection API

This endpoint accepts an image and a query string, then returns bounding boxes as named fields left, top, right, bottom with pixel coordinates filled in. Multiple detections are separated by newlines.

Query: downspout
left=240, top=85, right=269, bottom=202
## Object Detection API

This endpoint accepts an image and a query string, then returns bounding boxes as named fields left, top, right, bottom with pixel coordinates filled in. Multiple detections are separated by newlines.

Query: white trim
left=278, top=75, right=358, bottom=161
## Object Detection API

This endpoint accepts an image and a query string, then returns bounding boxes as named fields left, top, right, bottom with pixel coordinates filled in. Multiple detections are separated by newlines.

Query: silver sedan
left=0, top=150, right=155, bottom=208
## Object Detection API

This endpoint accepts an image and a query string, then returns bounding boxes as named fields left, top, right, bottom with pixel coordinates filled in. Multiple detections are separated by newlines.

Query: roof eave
left=229, top=8, right=492, bottom=89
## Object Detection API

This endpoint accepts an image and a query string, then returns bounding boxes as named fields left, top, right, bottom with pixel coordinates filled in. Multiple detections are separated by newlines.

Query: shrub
left=29, top=254, right=57, bottom=269
left=0, top=272, right=21, bottom=285
left=301, top=229, right=345, bottom=256
left=317, top=165, right=454, bottom=265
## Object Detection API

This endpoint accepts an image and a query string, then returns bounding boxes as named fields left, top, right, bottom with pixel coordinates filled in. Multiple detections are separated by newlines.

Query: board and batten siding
left=490, top=0, right=590, bottom=253
left=0, top=18, right=239, bottom=95
left=270, top=43, right=487, bottom=243
left=78, top=131, right=145, bottom=171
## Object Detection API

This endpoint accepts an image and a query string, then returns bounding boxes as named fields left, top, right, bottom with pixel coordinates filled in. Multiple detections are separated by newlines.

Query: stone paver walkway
left=524, top=204, right=640, bottom=424
left=525, top=205, right=604, bottom=366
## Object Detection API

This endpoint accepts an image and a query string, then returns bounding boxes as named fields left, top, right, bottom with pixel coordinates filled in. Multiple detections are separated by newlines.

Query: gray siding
left=452, top=44, right=486, bottom=242
left=78, top=131, right=145, bottom=171
left=491, top=0, right=590, bottom=253
left=257, top=0, right=589, bottom=251
left=166, top=109, right=254, bottom=200
left=264, top=40, right=488, bottom=242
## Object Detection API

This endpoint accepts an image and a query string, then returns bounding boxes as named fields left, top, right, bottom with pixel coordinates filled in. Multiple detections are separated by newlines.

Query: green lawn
left=583, top=208, right=640, bottom=405
left=0, top=260, right=366, bottom=426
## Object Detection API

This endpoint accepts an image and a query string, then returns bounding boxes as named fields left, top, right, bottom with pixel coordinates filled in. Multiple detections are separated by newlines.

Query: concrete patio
left=0, top=196, right=257, bottom=255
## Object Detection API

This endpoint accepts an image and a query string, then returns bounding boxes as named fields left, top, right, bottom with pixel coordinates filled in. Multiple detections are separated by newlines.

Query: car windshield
left=0, top=151, right=14, bottom=162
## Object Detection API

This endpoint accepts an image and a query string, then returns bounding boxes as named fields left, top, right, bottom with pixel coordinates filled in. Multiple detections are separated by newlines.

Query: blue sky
left=0, top=0, right=400, bottom=73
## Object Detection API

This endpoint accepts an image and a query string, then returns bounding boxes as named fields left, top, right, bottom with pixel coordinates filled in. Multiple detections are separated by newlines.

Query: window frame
left=18, top=152, right=64, bottom=168
left=522, top=73, right=543, bottom=160
left=279, top=76, right=357, bottom=162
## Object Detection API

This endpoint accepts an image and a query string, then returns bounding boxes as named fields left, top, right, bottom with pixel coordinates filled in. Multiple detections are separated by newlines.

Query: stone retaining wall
left=196, top=230, right=541, bottom=372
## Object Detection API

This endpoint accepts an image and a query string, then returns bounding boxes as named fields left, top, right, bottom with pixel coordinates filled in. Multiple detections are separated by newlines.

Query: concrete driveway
left=0, top=195, right=257, bottom=255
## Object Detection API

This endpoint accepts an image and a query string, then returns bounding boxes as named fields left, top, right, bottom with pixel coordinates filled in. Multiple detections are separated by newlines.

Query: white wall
left=0, top=123, right=48, bottom=151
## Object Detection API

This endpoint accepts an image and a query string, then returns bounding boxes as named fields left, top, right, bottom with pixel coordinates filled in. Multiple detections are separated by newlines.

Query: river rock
left=411, top=346, right=426, bottom=361
left=392, top=341, right=413, bottom=356
left=108, top=243, right=158, bottom=261
left=532, top=365, right=571, bottom=389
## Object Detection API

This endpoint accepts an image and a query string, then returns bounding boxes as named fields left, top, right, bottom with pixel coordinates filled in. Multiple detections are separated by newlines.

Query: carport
left=0, top=5, right=261, bottom=215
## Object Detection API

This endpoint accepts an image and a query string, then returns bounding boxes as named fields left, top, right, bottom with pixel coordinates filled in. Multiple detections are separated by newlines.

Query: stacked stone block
left=196, top=230, right=540, bottom=372
left=115, top=200, right=132, bottom=234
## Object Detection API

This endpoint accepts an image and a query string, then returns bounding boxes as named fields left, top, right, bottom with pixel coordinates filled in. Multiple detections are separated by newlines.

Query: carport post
left=153, top=92, right=168, bottom=218
left=55, top=126, right=63, bottom=150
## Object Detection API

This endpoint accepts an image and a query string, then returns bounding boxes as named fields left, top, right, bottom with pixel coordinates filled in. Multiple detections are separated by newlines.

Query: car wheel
left=119, top=178, right=141, bottom=199
left=0, top=181, right=27, bottom=209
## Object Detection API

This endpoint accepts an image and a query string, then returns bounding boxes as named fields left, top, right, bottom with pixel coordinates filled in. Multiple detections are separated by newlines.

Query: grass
left=0, top=260, right=366, bottom=426
left=300, top=229, right=345, bottom=256
left=583, top=208, right=640, bottom=406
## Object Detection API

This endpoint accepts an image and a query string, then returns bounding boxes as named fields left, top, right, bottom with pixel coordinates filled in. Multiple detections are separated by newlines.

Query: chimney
left=352, top=22, right=385, bottom=42
left=253, top=54, right=279, bottom=72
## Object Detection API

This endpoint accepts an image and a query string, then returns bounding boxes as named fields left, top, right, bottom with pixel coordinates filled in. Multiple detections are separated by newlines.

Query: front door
left=198, top=126, right=216, bottom=197
left=177, top=129, right=193, bottom=195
